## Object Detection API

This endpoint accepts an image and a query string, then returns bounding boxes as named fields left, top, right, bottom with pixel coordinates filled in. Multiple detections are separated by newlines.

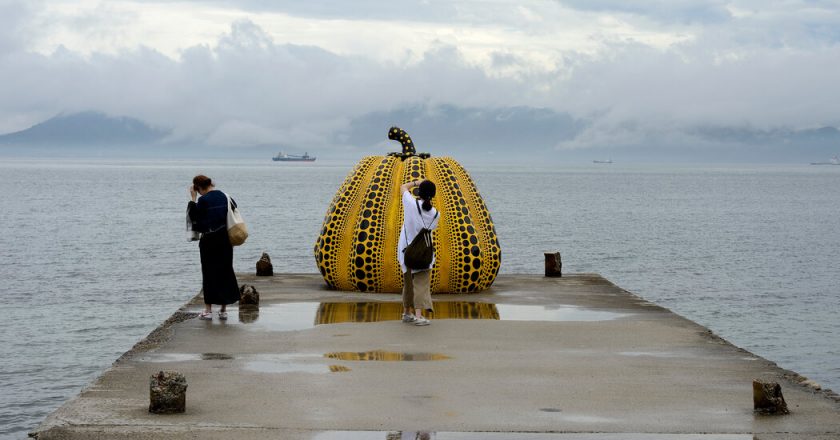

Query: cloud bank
left=1, top=0, right=839, bottom=157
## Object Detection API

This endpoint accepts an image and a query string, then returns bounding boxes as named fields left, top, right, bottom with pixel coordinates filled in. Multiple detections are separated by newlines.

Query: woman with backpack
left=398, top=179, right=440, bottom=326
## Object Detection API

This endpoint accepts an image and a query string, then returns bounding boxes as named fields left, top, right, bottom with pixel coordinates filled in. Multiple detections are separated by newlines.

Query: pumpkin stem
left=388, top=127, right=415, bottom=155
left=387, top=127, right=432, bottom=160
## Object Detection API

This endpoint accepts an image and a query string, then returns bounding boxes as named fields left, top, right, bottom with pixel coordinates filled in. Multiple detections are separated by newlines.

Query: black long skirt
left=199, top=230, right=240, bottom=305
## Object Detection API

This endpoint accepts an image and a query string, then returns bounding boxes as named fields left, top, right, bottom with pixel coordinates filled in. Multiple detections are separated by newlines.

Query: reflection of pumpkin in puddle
left=325, top=350, right=451, bottom=362
left=315, top=301, right=500, bottom=324
left=329, top=365, right=351, bottom=372
left=314, top=127, right=501, bottom=293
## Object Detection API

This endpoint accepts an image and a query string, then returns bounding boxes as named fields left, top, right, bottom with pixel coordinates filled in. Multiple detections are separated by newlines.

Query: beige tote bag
left=225, top=193, right=248, bottom=246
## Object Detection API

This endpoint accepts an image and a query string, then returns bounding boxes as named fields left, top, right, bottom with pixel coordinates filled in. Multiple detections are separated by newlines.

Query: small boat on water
left=810, top=156, right=839, bottom=165
left=273, top=151, right=316, bottom=162
left=593, top=159, right=613, bottom=164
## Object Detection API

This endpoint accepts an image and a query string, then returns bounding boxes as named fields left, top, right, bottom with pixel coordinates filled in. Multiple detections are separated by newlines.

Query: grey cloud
left=707, top=3, right=840, bottom=50
left=3, top=6, right=840, bottom=159
left=490, top=52, right=520, bottom=68
left=554, top=0, right=732, bottom=24
left=556, top=0, right=840, bottom=49
left=132, top=0, right=461, bottom=22
left=0, top=19, right=526, bottom=148
left=0, top=0, right=37, bottom=56
left=545, top=36, right=840, bottom=153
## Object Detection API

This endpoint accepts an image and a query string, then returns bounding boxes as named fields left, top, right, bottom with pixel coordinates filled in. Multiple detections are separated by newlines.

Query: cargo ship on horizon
left=273, top=151, right=316, bottom=162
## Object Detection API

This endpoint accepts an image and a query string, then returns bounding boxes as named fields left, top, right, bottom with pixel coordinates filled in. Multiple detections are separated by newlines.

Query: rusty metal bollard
left=149, top=371, right=187, bottom=414
left=544, top=252, right=562, bottom=277
left=753, top=379, right=789, bottom=415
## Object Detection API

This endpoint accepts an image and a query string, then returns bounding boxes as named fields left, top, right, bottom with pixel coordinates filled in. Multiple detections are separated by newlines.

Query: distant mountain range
left=1, top=108, right=838, bottom=163
left=343, top=105, right=840, bottom=162
left=0, top=112, right=168, bottom=147
left=344, top=104, right=583, bottom=156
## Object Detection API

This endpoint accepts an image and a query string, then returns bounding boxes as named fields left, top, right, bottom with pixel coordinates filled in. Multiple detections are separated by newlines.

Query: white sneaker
left=218, top=311, right=228, bottom=320
left=402, top=313, right=417, bottom=323
left=198, top=311, right=213, bottom=321
left=414, top=316, right=430, bottom=326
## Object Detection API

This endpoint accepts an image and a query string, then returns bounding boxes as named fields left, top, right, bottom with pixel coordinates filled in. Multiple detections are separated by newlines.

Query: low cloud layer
left=1, top=0, right=839, bottom=156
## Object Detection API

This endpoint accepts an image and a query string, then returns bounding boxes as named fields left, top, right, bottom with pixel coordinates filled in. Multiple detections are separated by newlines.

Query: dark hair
left=418, top=180, right=436, bottom=211
left=192, top=175, right=213, bottom=190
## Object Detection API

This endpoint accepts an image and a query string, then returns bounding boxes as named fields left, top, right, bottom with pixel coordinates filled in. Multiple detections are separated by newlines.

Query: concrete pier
left=32, top=274, right=840, bottom=439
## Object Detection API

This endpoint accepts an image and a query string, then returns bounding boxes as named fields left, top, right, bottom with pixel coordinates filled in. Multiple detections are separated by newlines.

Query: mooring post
left=149, top=371, right=187, bottom=414
left=256, top=252, right=273, bottom=276
left=753, top=379, right=789, bottom=415
left=544, top=252, right=562, bottom=277
left=239, top=284, right=260, bottom=310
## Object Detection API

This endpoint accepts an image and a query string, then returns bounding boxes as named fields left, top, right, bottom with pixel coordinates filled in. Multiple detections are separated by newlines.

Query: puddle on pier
left=244, top=353, right=334, bottom=374
left=227, top=301, right=626, bottom=331
left=315, top=302, right=626, bottom=323
left=232, top=302, right=320, bottom=332
left=201, top=352, right=234, bottom=360
left=325, top=350, right=451, bottom=362
left=141, top=350, right=446, bottom=372
left=494, top=304, right=627, bottom=322
left=139, top=352, right=236, bottom=362
left=140, top=352, right=353, bottom=374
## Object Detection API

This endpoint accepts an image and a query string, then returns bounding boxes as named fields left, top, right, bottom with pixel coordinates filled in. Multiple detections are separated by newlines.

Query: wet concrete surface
left=31, top=274, right=840, bottom=439
left=308, top=433, right=756, bottom=440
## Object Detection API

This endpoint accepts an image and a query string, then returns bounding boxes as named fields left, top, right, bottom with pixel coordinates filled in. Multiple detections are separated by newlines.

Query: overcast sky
left=1, top=0, right=839, bottom=152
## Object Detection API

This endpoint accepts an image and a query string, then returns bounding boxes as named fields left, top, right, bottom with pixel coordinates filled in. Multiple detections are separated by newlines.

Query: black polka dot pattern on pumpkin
left=313, top=129, right=501, bottom=293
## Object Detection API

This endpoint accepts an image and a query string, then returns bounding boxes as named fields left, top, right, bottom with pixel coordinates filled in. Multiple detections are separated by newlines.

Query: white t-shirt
left=397, top=190, right=440, bottom=274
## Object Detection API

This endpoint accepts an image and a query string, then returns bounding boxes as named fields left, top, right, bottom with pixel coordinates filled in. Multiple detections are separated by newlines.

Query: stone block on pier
left=256, top=252, right=273, bottom=276
left=239, top=284, right=260, bottom=310
left=753, top=379, right=789, bottom=414
left=544, top=252, right=562, bottom=277
left=149, top=371, right=187, bottom=414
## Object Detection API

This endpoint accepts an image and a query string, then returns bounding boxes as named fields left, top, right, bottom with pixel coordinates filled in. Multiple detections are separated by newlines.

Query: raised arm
left=400, top=179, right=424, bottom=194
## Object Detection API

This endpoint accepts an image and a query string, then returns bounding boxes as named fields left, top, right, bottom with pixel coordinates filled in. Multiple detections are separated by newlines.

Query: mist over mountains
left=0, top=112, right=170, bottom=156
left=1, top=108, right=838, bottom=163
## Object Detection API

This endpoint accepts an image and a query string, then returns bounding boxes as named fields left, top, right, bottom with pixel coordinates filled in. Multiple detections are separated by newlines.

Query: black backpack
left=404, top=200, right=438, bottom=270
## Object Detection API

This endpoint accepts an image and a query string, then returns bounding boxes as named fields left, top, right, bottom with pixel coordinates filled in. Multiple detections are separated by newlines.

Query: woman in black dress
left=188, top=175, right=240, bottom=320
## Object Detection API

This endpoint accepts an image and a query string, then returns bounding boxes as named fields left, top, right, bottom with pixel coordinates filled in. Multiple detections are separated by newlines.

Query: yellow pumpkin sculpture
left=314, top=127, right=501, bottom=293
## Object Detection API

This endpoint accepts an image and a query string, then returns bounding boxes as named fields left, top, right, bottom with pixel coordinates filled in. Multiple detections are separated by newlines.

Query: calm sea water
left=1, top=158, right=838, bottom=439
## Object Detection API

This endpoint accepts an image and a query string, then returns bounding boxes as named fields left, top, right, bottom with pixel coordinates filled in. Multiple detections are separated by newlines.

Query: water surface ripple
left=1, top=159, right=838, bottom=439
